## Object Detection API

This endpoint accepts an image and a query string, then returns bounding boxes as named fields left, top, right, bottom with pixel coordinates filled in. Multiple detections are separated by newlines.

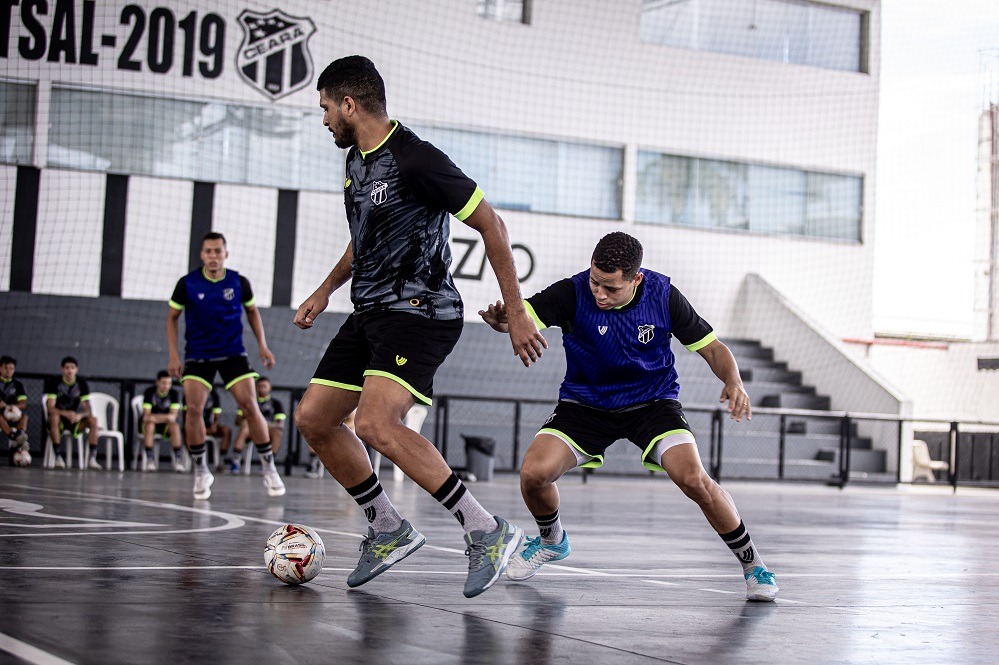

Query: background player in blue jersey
left=0, top=355, right=29, bottom=454
left=480, top=232, right=778, bottom=602
left=293, top=55, right=546, bottom=598
left=167, top=232, right=285, bottom=500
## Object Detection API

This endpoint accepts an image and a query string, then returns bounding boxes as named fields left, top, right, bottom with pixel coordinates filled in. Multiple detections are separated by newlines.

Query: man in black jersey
left=44, top=356, right=100, bottom=469
left=0, top=356, right=29, bottom=455
left=480, top=232, right=777, bottom=601
left=294, top=55, right=546, bottom=598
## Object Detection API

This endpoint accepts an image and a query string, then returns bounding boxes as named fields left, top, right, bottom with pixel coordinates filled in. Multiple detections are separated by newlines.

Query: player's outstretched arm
left=294, top=243, right=353, bottom=330
left=245, top=304, right=275, bottom=370
left=461, top=200, right=547, bottom=367
left=697, top=339, right=752, bottom=421
left=477, top=300, right=510, bottom=333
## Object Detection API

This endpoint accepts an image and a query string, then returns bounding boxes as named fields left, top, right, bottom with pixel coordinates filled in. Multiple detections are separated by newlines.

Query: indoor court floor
left=1, top=468, right=997, bottom=664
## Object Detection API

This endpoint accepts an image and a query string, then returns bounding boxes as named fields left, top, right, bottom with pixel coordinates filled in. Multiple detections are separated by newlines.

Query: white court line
left=0, top=565, right=261, bottom=571
left=698, top=588, right=739, bottom=595
left=0, top=631, right=77, bottom=665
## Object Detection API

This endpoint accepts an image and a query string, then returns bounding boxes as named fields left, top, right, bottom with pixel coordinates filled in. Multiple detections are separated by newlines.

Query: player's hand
left=294, top=293, right=330, bottom=330
left=260, top=346, right=276, bottom=370
left=167, top=356, right=183, bottom=380
left=477, top=301, right=510, bottom=333
left=506, top=309, right=547, bottom=367
left=720, top=382, right=752, bottom=422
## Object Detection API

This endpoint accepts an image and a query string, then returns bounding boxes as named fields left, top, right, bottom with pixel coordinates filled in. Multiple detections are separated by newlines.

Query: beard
left=332, top=120, right=357, bottom=149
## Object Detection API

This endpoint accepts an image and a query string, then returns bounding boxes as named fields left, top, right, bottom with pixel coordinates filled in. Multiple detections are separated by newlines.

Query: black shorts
left=182, top=355, right=258, bottom=391
left=539, top=399, right=696, bottom=473
left=312, top=311, right=463, bottom=405
left=147, top=421, right=175, bottom=438
left=58, top=414, right=88, bottom=437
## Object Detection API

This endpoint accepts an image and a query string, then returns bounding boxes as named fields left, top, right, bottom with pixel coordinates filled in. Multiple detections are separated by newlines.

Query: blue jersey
left=525, top=270, right=716, bottom=410
left=169, top=268, right=255, bottom=360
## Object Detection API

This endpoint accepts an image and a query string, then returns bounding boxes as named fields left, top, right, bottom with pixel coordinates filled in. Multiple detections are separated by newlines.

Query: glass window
left=641, top=0, right=864, bottom=73
left=0, top=80, right=36, bottom=165
left=48, top=87, right=343, bottom=191
left=637, top=149, right=861, bottom=241
left=414, top=124, right=622, bottom=219
left=476, top=0, right=528, bottom=24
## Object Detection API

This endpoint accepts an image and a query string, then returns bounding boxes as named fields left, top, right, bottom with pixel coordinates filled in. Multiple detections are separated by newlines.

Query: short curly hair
left=591, top=232, right=643, bottom=279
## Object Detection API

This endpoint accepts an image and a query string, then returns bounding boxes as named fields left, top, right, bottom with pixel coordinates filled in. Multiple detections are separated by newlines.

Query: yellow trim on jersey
left=641, top=429, right=695, bottom=473
left=273, top=413, right=287, bottom=421
left=363, top=370, right=432, bottom=405
left=243, top=297, right=255, bottom=308
left=309, top=379, right=363, bottom=392
left=684, top=331, right=717, bottom=352
left=202, top=267, right=226, bottom=283
left=168, top=300, right=184, bottom=310
left=454, top=186, right=484, bottom=222
left=538, top=428, right=603, bottom=469
left=360, top=119, right=399, bottom=157
left=524, top=300, right=547, bottom=331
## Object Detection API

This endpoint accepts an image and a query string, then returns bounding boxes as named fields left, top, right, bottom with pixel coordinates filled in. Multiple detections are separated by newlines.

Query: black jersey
left=143, top=386, right=181, bottom=415
left=343, top=121, right=481, bottom=320
left=0, top=377, right=27, bottom=406
left=237, top=396, right=286, bottom=425
left=44, top=377, right=91, bottom=412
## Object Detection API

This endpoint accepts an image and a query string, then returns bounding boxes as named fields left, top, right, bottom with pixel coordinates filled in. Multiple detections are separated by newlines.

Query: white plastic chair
left=132, top=395, right=179, bottom=470
left=912, top=440, right=949, bottom=483
left=41, top=395, right=79, bottom=469
left=369, top=405, right=429, bottom=482
left=88, top=392, right=125, bottom=471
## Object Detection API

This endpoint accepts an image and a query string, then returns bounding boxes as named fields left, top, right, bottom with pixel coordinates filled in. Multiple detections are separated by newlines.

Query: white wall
left=32, top=169, right=104, bottom=296
left=121, top=177, right=192, bottom=302
left=2, top=0, right=881, bottom=340
left=0, top=165, right=14, bottom=291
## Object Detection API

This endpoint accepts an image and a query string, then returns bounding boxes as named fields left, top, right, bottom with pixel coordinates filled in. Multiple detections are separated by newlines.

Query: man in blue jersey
left=167, top=232, right=285, bottom=500
left=480, top=232, right=778, bottom=602
left=293, top=55, right=546, bottom=598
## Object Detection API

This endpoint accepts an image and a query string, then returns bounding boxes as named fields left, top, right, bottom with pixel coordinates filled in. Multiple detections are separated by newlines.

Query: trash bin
left=461, top=435, right=496, bottom=482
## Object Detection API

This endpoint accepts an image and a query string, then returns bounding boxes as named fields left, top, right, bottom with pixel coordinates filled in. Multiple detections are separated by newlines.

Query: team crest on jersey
left=638, top=324, right=655, bottom=344
left=236, top=9, right=317, bottom=101
left=371, top=181, right=388, bottom=205
left=598, top=326, right=608, bottom=335
left=223, top=288, right=235, bottom=301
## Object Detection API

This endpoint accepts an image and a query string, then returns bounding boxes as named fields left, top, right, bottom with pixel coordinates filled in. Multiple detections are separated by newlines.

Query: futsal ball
left=4, top=406, right=21, bottom=422
left=264, top=524, right=325, bottom=585
left=13, top=448, right=31, bottom=467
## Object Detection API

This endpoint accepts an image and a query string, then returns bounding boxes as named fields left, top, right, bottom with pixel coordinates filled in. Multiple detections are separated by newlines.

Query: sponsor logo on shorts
left=395, top=355, right=408, bottom=366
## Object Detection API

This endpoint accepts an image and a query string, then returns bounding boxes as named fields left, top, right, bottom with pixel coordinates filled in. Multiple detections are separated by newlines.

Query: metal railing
left=8, top=371, right=999, bottom=490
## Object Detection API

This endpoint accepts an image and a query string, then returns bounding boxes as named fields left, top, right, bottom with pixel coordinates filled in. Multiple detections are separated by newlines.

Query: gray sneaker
left=346, top=519, right=426, bottom=588
left=463, top=516, right=524, bottom=598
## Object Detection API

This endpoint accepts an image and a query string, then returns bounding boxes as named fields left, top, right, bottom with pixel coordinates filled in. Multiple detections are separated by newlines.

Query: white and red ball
left=264, top=524, right=325, bottom=585
left=13, top=448, right=31, bottom=467
left=4, top=406, right=21, bottom=423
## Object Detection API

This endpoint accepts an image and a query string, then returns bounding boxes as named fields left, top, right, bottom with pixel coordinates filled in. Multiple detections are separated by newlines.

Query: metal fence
left=8, top=371, right=999, bottom=491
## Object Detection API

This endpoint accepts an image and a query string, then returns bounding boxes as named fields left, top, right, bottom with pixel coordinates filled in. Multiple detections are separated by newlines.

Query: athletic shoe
left=745, top=567, right=779, bottom=602
left=11, top=429, right=28, bottom=449
left=506, top=532, right=571, bottom=581
left=142, top=456, right=157, bottom=472
left=229, top=459, right=241, bottom=475
left=262, top=466, right=286, bottom=497
left=305, top=457, right=322, bottom=479
left=463, top=516, right=524, bottom=598
left=346, top=520, right=426, bottom=588
left=87, top=457, right=103, bottom=470
left=53, top=455, right=67, bottom=469
left=193, top=468, right=214, bottom=501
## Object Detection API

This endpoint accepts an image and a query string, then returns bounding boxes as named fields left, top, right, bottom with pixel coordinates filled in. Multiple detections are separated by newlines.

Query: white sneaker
left=87, top=457, right=103, bottom=470
left=305, top=458, right=322, bottom=479
left=744, top=567, right=779, bottom=602
left=262, top=466, right=286, bottom=497
left=53, top=455, right=67, bottom=469
left=143, top=456, right=158, bottom=472
left=193, top=469, right=214, bottom=500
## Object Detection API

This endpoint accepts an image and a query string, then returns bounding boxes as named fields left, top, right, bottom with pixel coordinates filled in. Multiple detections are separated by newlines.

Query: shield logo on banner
left=236, top=9, right=317, bottom=101
left=638, top=324, right=655, bottom=344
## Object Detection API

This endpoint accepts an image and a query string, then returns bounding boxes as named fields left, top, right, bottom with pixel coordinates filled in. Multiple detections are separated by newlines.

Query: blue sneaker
left=506, top=532, right=571, bottom=581
left=745, top=566, right=778, bottom=601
